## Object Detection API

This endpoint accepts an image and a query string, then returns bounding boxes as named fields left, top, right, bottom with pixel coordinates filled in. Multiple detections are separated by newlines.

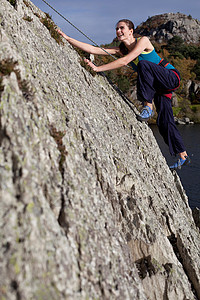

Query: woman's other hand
left=84, top=59, right=99, bottom=72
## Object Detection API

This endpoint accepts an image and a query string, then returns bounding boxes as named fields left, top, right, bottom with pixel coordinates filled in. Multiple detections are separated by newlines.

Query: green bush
left=172, top=107, right=182, bottom=116
left=116, top=76, right=130, bottom=93
left=41, top=14, right=64, bottom=45
left=192, top=60, right=200, bottom=80
left=7, top=0, right=16, bottom=7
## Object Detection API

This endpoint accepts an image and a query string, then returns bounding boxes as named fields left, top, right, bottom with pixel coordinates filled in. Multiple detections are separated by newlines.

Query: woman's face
left=116, top=22, right=133, bottom=41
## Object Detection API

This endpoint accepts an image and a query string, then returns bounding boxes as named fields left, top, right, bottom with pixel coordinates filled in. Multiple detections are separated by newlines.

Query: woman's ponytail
left=119, top=42, right=129, bottom=55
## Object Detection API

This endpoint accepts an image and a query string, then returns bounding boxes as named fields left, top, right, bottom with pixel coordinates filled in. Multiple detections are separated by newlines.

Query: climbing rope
left=40, top=0, right=136, bottom=114
left=41, top=0, right=118, bottom=59
left=40, top=0, right=132, bottom=69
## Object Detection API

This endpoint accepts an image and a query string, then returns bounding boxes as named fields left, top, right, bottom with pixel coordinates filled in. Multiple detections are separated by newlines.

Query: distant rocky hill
left=135, top=13, right=200, bottom=44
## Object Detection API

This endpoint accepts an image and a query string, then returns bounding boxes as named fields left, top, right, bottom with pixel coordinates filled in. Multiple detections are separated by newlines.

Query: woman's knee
left=137, top=60, right=150, bottom=71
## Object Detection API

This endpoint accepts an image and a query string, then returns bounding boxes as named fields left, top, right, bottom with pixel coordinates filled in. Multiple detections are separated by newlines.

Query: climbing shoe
left=169, top=156, right=191, bottom=170
left=137, top=106, right=154, bottom=122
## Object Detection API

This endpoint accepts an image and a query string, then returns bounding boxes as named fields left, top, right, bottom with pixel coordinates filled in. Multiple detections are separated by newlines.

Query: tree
left=167, top=36, right=185, bottom=53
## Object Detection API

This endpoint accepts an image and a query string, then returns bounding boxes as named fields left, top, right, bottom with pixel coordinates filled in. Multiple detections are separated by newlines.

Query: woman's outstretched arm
left=57, top=29, right=120, bottom=56
left=84, top=36, right=153, bottom=72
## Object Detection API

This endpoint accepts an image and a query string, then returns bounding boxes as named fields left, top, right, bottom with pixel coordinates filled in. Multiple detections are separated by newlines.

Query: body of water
left=150, top=124, right=200, bottom=209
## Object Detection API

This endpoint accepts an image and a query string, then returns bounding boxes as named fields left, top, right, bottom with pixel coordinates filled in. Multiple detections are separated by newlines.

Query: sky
left=31, top=0, right=200, bottom=45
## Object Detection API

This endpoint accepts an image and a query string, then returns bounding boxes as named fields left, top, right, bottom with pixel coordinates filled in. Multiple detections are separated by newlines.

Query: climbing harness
left=40, top=0, right=130, bottom=65
left=158, top=59, right=169, bottom=68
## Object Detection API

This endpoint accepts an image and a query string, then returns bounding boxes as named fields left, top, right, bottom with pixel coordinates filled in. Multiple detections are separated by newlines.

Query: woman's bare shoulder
left=137, top=36, right=154, bottom=51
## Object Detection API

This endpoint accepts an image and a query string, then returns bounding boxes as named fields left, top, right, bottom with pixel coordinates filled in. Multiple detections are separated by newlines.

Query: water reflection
left=150, top=124, right=200, bottom=209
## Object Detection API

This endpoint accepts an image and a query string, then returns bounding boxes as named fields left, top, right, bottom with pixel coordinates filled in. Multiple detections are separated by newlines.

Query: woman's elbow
left=90, top=47, right=98, bottom=54
left=120, top=58, right=129, bottom=67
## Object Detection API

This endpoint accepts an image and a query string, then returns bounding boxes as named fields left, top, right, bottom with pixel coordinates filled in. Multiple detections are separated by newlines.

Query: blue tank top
left=130, top=39, right=175, bottom=71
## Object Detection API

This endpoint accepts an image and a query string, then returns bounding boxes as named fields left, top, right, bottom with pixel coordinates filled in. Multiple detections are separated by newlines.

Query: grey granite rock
left=193, top=208, right=200, bottom=230
left=0, top=1, right=199, bottom=299
left=135, top=13, right=200, bottom=44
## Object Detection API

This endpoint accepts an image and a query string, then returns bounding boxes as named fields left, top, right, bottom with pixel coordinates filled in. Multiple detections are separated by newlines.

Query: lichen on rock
left=0, top=0, right=200, bottom=299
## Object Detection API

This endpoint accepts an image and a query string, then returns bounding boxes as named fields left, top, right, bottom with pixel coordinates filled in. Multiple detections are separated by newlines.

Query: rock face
left=0, top=1, right=200, bottom=299
left=186, top=80, right=200, bottom=102
left=135, top=13, right=200, bottom=44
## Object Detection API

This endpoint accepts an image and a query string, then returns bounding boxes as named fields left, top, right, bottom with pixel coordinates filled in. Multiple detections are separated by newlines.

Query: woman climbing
left=57, top=19, right=190, bottom=170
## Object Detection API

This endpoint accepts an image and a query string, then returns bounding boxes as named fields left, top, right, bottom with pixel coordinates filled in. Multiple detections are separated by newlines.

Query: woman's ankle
left=179, top=151, right=187, bottom=160
left=144, top=102, right=153, bottom=110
